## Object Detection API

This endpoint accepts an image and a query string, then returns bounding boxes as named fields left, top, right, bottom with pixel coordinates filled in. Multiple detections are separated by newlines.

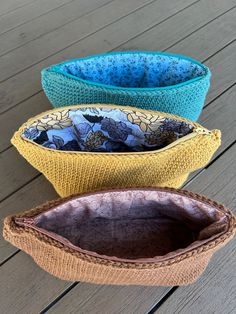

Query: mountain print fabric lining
left=22, top=107, right=193, bottom=153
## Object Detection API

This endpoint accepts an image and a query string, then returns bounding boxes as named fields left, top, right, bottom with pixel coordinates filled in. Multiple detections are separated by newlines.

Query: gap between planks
left=112, top=4, right=236, bottom=51
left=0, top=0, right=38, bottom=18
left=0, top=0, right=79, bottom=36
left=0, top=0, right=117, bottom=56
left=0, top=0, right=160, bottom=82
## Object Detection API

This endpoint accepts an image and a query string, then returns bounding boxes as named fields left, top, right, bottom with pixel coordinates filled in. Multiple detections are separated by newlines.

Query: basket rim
left=7, top=187, right=236, bottom=269
left=42, top=51, right=211, bottom=92
left=12, top=103, right=215, bottom=157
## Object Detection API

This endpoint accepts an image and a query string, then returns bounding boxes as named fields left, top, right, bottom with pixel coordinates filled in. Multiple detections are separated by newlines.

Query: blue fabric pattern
left=22, top=107, right=193, bottom=153
left=41, top=51, right=211, bottom=121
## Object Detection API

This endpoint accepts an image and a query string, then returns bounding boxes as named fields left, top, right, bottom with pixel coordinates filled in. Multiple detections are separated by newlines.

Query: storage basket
left=11, top=104, right=220, bottom=197
left=41, top=51, right=211, bottom=121
left=3, top=188, right=235, bottom=286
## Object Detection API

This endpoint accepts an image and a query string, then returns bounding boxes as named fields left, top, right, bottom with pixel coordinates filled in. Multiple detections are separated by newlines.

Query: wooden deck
left=0, top=0, right=236, bottom=313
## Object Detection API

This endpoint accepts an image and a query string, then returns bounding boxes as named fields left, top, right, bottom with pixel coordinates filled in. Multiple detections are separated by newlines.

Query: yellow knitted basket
left=3, top=188, right=236, bottom=286
left=11, top=104, right=221, bottom=197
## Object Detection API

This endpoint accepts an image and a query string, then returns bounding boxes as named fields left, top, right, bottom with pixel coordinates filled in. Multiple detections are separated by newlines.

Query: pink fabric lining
left=34, top=190, right=227, bottom=260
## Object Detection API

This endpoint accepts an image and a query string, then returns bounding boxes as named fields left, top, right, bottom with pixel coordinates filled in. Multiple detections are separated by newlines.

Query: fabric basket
left=3, top=187, right=236, bottom=286
left=41, top=51, right=211, bottom=121
left=11, top=104, right=220, bottom=197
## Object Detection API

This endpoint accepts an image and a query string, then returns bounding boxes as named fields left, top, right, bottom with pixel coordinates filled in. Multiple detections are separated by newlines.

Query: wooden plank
left=185, top=84, right=236, bottom=183
left=117, top=0, right=236, bottom=52
left=0, top=0, right=113, bottom=55
left=0, top=147, right=39, bottom=201
left=0, top=0, right=37, bottom=17
left=0, top=175, right=57, bottom=263
left=0, top=252, right=71, bottom=314
left=155, top=145, right=236, bottom=314
left=0, top=0, right=234, bottom=114
left=47, top=283, right=169, bottom=314
left=205, top=40, right=236, bottom=103
left=0, top=0, right=74, bottom=35
left=0, top=0, right=169, bottom=81
left=166, top=7, right=236, bottom=60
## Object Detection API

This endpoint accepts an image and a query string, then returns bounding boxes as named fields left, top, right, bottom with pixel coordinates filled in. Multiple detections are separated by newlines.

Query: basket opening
left=21, top=107, right=193, bottom=152
left=59, top=53, right=206, bottom=88
left=33, top=190, right=227, bottom=260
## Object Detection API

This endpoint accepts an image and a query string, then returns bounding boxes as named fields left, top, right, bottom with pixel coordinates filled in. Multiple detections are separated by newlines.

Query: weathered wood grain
left=119, top=5, right=236, bottom=104
left=117, top=0, right=236, bottom=52
left=0, top=0, right=37, bottom=17
left=198, top=85, right=236, bottom=156
left=166, top=7, right=236, bottom=59
left=0, top=147, right=38, bottom=201
left=0, top=0, right=74, bottom=35
left=0, top=92, right=51, bottom=152
left=205, top=40, right=236, bottom=103
left=0, top=252, right=72, bottom=314
left=47, top=284, right=169, bottom=314
left=0, top=0, right=113, bottom=55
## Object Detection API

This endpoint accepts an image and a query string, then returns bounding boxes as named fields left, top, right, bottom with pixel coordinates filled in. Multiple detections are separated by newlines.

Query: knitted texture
left=3, top=188, right=236, bottom=286
left=41, top=52, right=211, bottom=121
left=11, top=104, right=221, bottom=197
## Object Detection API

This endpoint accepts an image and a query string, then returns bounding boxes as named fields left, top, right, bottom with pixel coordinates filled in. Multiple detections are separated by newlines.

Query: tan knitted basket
left=3, top=187, right=236, bottom=286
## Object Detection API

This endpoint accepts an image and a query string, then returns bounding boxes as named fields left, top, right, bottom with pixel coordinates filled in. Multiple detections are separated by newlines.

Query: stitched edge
left=11, top=104, right=220, bottom=157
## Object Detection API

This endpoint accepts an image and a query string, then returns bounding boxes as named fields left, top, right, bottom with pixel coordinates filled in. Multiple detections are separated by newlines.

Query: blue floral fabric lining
left=22, top=107, right=193, bottom=152
left=59, top=53, right=205, bottom=88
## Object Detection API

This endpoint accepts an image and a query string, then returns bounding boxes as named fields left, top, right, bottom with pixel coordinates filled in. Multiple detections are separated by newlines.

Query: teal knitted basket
left=41, top=51, right=211, bottom=121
